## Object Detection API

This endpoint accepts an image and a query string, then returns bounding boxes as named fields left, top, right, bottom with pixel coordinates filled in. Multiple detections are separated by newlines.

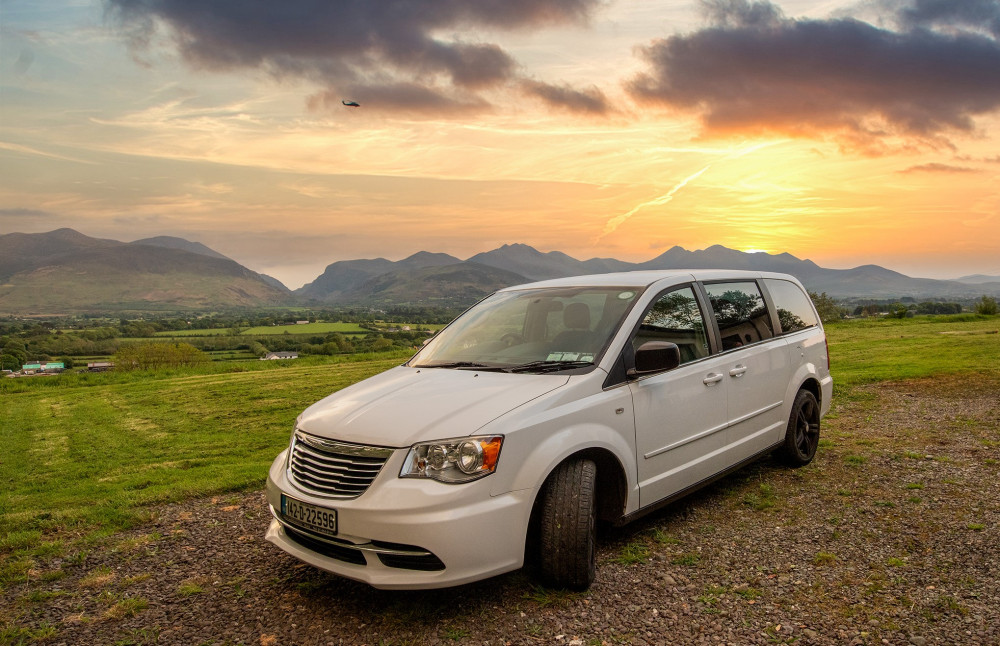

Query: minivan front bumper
left=264, top=449, right=534, bottom=589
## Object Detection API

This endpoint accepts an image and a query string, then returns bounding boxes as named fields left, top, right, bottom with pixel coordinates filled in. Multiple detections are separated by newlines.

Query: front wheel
left=537, top=458, right=597, bottom=590
left=778, top=389, right=820, bottom=467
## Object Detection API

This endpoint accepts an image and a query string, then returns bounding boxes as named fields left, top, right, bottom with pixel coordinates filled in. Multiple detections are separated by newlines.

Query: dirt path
left=5, top=374, right=999, bottom=645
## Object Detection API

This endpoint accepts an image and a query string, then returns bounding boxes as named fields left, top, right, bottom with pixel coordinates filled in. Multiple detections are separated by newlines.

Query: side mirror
left=627, top=341, right=681, bottom=379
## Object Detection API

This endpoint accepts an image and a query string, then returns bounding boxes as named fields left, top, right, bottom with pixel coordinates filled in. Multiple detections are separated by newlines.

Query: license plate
left=281, top=495, right=337, bottom=537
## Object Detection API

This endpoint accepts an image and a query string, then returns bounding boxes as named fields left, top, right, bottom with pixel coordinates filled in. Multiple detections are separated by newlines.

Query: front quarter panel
left=487, top=378, right=639, bottom=516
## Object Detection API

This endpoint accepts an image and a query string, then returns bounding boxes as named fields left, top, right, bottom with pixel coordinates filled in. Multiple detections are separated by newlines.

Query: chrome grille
left=288, top=431, right=394, bottom=498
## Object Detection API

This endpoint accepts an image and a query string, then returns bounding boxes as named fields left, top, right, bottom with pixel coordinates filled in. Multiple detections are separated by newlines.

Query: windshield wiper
left=414, top=361, right=504, bottom=371
left=504, top=360, right=595, bottom=374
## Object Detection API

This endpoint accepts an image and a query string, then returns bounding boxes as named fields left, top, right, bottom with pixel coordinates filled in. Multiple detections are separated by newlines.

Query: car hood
left=297, top=366, right=570, bottom=447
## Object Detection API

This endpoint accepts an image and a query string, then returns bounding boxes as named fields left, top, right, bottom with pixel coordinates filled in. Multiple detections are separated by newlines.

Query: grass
left=0, top=351, right=410, bottom=551
left=152, top=321, right=443, bottom=337
left=441, top=626, right=471, bottom=640
left=610, top=539, right=651, bottom=565
left=522, top=585, right=585, bottom=608
left=742, top=483, right=779, bottom=511
left=242, top=322, right=370, bottom=335
left=671, top=553, right=701, bottom=566
left=814, top=552, right=837, bottom=565
left=734, top=586, right=762, bottom=600
left=177, top=579, right=205, bottom=597
left=823, top=314, right=1000, bottom=390
left=104, top=596, right=149, bottom=620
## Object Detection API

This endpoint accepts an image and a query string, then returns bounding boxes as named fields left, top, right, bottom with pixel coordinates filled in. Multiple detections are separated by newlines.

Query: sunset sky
left=2, top=0, right=999, bottom=289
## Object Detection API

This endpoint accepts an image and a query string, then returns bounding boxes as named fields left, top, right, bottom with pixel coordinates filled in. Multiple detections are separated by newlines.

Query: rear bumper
left=264, top=450, right=535, bottom=589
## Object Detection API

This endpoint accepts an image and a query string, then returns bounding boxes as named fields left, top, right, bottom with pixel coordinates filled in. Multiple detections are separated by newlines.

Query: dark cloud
left=898, top=162, right=980, bottom=173
left=627, top=0, right=1000, bottom=151
left=521, top=80, right=611, bottom=115
left=890, top=0, right=1000, bottom=38
left=105, top=0, right=602, bottom=115
left=699, top=0, right=784, bottom=28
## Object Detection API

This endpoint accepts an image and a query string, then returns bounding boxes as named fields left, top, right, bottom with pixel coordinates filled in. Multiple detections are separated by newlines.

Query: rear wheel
left=538, top=458, right=597, bottom=590
left=778, top=389, right=820, bottom=467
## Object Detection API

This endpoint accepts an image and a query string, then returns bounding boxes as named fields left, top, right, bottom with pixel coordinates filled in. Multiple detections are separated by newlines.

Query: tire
left=778, top=389, right=821, bottom=467
left=538, top=458, right=597, bottom=590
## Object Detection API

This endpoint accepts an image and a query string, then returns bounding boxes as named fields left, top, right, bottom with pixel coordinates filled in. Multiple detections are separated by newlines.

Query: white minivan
left=265, top=270, right=832, bottom=590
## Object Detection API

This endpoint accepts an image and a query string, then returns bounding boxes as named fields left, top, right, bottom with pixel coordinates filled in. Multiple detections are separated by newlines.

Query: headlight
left=400, top=435, right=504, bottom=483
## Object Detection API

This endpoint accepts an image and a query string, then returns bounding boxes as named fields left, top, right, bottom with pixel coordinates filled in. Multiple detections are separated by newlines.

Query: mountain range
left=298, top=242, right=1000, bottom=305
left=1, top=229, right=997, bottom=314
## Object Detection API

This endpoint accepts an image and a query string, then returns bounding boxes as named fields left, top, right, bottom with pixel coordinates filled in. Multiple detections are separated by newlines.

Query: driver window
left=632, top=286, right=710, bottom=365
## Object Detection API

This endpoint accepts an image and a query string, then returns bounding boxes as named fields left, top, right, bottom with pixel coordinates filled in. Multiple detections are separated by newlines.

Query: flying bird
left=342, top=100, right=360, bottom=107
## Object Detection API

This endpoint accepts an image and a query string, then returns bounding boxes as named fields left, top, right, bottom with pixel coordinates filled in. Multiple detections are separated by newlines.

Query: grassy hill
left=0, top=230, right=290, bottom=313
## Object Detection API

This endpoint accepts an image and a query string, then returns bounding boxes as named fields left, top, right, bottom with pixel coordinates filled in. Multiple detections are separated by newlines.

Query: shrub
left=113, top=342, right=209, bottom=371
left=975, top=295, right=998, bottom=316
left=809, top=291, right=846, bottom=323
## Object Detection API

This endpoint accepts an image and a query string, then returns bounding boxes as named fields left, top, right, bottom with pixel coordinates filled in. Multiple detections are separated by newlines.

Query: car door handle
left=729, top=365, right=747, bottom=378
left=703, top=373, right=724, bottom=385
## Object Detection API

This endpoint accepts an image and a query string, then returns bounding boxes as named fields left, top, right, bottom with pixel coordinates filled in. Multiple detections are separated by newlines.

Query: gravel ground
left=4, top=373, right=999, bottom=646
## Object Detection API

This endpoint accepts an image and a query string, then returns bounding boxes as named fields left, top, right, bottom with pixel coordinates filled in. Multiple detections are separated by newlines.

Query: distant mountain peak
left=399, top=250, right=461, bottom=266
left=131, top=235, right=232, bottom=262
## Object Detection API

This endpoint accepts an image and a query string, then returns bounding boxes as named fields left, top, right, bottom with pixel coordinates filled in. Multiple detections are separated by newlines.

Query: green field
left=824, top=314, right=1000, bottom=388
left=154, top=322, right=371, bottom=337
left=156, top=322, right=444, bottom=337
left=0, top=352, right=411, bottom=554
left=241, top=322, right=370, bottom=335
left=1, top=315, right=998, bottom=567
left=151, top=328, right=231, bottom=337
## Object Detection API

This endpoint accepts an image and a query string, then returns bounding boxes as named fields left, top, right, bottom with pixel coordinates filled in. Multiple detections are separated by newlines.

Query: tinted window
left=632, top=286, right=709, bottom=364
left=705, top=281, right=774, bottom=350
left=764, top=279, right=819, bottom=333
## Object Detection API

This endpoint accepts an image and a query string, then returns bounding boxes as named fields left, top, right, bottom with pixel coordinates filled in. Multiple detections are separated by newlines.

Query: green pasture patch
left=154, top=322, right=372, bottom=337
left=241, top=322, right=369, bottom=335
left=824, top=315, right=1000, bottom=389
left=153, top=328, right=232, bottom=337
left=0, top=354, right=407, bottom=550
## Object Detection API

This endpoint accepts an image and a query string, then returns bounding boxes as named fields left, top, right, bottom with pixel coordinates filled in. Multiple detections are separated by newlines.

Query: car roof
left=499, top=269, right=800, bottom=291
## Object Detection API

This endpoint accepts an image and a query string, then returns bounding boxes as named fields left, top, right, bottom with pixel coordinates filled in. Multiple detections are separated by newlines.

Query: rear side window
left=764, top=279, right=819, bottom=333
left=704, top=281, right=774, bottom=350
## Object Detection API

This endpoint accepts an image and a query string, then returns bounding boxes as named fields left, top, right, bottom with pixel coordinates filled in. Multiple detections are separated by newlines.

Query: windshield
left=410, top=286, right=643, bottom=372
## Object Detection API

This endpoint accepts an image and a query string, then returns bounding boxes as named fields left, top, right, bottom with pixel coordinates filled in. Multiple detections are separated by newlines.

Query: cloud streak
left=626, top=0, right=1000, bottom=152
left=105, top=0, right=606, bottom=116
left=521, top=80, right=611, bottom=115
left=596, top=140, right=778, bottom=241
left=897, top=162, right=980, bottom=174
left=597, top=164, right=711, bottom=241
